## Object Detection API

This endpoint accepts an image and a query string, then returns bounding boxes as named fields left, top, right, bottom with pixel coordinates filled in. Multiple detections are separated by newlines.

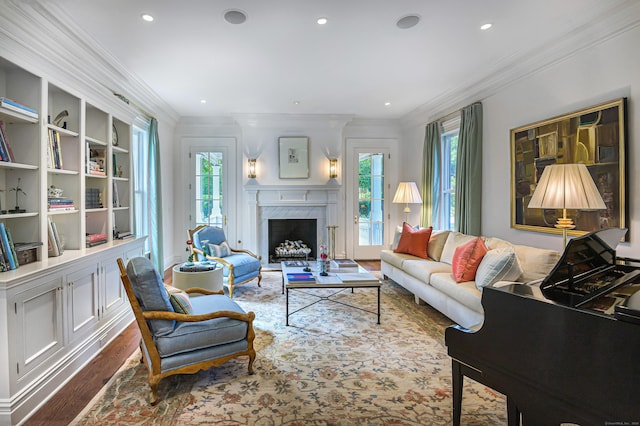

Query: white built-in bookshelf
left=0, top=55, right=143, bottom=426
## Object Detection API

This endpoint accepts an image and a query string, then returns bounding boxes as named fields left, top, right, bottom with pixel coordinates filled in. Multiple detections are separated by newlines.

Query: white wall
left=481, top=25, right=638, bottom=257
left=400, top=24, right=639, bottom=256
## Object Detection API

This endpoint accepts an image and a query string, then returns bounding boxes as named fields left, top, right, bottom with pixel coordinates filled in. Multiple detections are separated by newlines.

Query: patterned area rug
left=72, top=271, right=506, bottom=425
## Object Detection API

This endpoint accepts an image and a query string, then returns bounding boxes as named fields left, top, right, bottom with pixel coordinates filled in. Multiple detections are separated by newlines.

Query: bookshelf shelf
left=0, top=162, right=38, bottom=170
left=0, top=108, right=39, bottom=124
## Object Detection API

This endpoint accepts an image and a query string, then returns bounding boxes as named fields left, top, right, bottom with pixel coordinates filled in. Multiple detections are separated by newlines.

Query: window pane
left=195, top=151, right=223, bottom=227
left=358, top=152, right=384, bottom=247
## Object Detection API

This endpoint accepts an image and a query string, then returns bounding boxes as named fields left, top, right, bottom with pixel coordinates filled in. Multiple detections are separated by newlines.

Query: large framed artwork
left=279, top=137, right=309, bottom=179
left=511, top=98, right=627, bottom=239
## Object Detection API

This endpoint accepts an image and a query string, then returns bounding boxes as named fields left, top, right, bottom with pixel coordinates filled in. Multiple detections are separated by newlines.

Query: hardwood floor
left=24, top=260, right=381, bottom=425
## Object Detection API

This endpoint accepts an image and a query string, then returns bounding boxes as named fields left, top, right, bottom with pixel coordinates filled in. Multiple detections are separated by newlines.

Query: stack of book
left=286, top=272, right=316, bottom=282
left=115, top=231, right=134, bottom=240
left=0, top=121, right=16, bottom=162
left=0, top=222, right=19, bottom=271
left=48, top=197, right=75, bottom=212
left=178, top=261, right=218, bottom=272
left=86, top=233, right=107, bottom=248
left=0, top=97, right=38, bottom=119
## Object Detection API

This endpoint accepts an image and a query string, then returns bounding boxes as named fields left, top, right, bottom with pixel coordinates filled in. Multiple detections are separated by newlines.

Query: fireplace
left=268, top=219, right=317, bottom=263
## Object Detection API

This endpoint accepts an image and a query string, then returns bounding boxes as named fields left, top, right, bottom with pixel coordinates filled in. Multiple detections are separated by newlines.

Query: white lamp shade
left=393, top=182, right=422, bottom=204
left=528, top=164, right=606, bottom=210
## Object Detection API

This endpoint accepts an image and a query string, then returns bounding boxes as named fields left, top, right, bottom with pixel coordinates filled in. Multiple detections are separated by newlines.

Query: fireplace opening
left=268, top=219, right=317, bottom=263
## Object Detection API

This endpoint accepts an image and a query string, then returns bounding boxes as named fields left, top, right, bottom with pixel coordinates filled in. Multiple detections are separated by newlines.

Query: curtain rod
left=113, top=92, right=154, bottom=120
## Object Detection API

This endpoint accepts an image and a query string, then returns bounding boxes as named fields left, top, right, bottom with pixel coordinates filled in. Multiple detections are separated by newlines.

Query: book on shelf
left=115, top=231, right=134, bottom=240
left=86, top=233, right=107, bottom=244
left=0, top=97, right=38, bottom=119
left=47, top=128, right=64, bottom=169
left=47, top=217, right=62, bottom=257
left=86, top=240, right=107, bottom=248
left=0, top=223, right=18, bottom=270
left=0, top=120, right=15, bottom=162
left=5, top=227, right=20, bottom=268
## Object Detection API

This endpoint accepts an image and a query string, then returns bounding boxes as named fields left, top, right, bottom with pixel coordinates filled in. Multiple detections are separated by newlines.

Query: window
left=132, top=123, right=150, bottom=253
left=439, top=117, right=460, bottom=230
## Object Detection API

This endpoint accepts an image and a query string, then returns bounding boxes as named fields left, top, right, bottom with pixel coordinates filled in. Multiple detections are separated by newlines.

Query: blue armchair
left=188, top=225, right=262, bottom=298
left=118, top=256, right=256, bottom=404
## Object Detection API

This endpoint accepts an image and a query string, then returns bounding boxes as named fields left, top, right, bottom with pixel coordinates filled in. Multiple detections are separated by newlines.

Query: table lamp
left=393, top=182, right=422, bottom=223
left=528, top=163, right=606, bottom=248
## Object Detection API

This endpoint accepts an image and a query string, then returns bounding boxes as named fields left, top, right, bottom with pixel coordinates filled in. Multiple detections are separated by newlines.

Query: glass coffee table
left=282, top=261, right=381, bottom=326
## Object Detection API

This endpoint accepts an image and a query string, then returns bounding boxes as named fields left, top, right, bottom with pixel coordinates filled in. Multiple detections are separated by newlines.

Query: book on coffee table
left=332, top=259, right=358, bottom=268
left=287, top=273, right=316, bottom=282
left=336, top=272, right=378, bottom=283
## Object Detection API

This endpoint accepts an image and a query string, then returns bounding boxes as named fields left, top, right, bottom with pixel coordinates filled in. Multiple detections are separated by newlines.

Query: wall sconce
left=329, top=158, right=338, bottom=179
left=248, top=158, right=257, bottom=179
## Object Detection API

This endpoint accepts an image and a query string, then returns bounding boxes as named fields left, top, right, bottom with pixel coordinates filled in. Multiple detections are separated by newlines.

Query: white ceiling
left=50, top=0, right=628, bottom=120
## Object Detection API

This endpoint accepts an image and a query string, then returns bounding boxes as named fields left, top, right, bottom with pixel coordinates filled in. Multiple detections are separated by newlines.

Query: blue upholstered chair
left=117, top=256, right=256, bottom=404
left=188, top=225, right=262, bottom=298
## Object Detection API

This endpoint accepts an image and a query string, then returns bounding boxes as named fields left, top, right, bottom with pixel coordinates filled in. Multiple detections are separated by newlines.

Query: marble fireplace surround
left=244, top=184, right=340, bottom=264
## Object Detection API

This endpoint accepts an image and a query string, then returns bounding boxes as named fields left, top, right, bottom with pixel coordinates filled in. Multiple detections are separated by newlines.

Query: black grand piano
left=445, top=228, right=640, bottom=425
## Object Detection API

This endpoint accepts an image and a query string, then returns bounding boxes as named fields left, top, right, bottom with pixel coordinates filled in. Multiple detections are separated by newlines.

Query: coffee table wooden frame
left=282, top=264, right=381, bottom=326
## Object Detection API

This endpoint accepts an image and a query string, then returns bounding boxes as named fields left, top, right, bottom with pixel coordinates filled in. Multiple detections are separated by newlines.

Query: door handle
left=354, top=215, right=358, bottom=224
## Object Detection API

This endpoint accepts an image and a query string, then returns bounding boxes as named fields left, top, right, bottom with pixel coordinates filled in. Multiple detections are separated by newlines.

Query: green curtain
left=455, top=102, right=482, bottom=235
left=420, top=121, right=442, bottom=228
left=148, top=118, right=164, bottom=273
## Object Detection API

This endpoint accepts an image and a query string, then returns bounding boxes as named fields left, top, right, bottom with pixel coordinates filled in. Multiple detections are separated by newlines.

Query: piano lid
left=540, top=227, right=627, bottom=292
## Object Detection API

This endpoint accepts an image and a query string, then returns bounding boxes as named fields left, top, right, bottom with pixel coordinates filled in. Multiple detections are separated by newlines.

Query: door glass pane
left=358, top=152, right=384, bottom=247
left=195, top=151, right=223, bottom=227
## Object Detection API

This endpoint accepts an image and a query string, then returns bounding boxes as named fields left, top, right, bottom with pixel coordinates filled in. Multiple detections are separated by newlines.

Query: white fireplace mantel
left=244, top=184, right=340, bottom=263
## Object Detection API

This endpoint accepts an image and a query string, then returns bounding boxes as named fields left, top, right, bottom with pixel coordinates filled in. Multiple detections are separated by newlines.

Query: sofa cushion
left=475, top=247, right=523, bottom=288
left=380, top=249, right=419, bottom=269
left=402, top=259, right=452, bottom=282
left=428, top=230, right=450, bottom=261
left=483, top=237, right=513, bottom=251
left=394, top=223, right=432, bottom=259
left=451, top=238, right=487, bottom=283
left=222, top=253, right=261, bottom=278
left=440, top=232, right=478, bottom=264
left=513, top=244, right=560, bottom=282
left=430, top=272, right=483, bottom=312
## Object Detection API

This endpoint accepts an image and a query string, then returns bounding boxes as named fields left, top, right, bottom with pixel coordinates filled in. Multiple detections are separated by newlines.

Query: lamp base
left=554, top=217, right=576, bottom=248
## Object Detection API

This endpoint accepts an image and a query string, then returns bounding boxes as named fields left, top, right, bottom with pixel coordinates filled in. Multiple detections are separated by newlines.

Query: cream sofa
left=381, top=230, right=560, bottom=329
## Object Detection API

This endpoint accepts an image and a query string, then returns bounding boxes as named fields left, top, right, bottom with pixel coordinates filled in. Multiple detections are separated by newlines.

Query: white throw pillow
left=440, top=232, right=477, bottom=265
left=475, top=247, right=523, bottom=289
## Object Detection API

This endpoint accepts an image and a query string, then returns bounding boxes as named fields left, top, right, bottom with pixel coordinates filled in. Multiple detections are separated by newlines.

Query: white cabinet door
left=65, top=264, right=100, bottom=344
left=9, top=276, right=64, bottom=381
left=101, top=253, right=124, bottom=317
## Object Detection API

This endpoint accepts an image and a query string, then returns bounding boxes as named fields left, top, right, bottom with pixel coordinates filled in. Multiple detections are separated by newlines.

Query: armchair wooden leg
left=149, top=378, right=160, bottom=406
left=248, top=351, right=256, bottom=375
left=256, top=271, right=262, bottom=287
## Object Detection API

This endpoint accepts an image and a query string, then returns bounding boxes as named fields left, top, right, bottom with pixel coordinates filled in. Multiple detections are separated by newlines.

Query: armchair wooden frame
left=188, top=225, right=262, bottom=298
left=117, top=258, right=256, bottom=405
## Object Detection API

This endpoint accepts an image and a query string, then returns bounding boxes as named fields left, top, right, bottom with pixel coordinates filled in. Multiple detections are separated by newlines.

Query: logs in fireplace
left=271, top=239, right=312, bottom=263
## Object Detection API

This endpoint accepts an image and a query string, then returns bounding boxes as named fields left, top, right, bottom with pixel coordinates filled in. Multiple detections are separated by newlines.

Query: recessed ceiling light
left=396, top=14, right=420, bottom=29
left=224, top=9, right=247, bottom=25
left=200, top=99, right=207, bottom=104
left=480, top=23, right=492, bottom=30
left=293, top=101, right=301, bottom=105
left=317, top=17, right=328, bottom=25
left=141, top=13, right=154, bottom=22
left=384, top=102, right=391, bottom=106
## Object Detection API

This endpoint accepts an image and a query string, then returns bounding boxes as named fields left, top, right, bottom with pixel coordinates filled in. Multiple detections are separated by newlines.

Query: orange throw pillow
left=394, top=223, right=432, bottom=259
left=451, top=237, right=487, bottom=283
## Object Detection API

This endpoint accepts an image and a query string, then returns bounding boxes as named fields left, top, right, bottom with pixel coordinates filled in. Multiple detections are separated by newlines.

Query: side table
left=172, top=263, right=224, bottom=295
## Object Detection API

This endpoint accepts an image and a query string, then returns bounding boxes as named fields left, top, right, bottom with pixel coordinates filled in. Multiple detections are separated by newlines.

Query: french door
left=346, top=139, right=395, bottom=259
left=187, top=138, right=236, bottom=239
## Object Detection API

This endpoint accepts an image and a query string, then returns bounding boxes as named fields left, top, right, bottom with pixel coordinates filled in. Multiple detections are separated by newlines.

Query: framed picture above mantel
left=279, top=137, right=309, bottom=179
left=510, top=98, right=628, bottom=239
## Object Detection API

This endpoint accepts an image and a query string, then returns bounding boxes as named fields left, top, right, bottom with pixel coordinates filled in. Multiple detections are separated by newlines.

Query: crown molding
left=400, top=0, right=640, bottom=129
left=232, top=113, right=354, bottom=129
left=0, top=1, right=179, bottom=126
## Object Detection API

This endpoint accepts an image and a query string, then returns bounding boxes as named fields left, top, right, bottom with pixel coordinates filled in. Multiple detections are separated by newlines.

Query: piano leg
left=506, top=397, right=521, bottom=426
left=451, top=360, right=463, bottom=426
